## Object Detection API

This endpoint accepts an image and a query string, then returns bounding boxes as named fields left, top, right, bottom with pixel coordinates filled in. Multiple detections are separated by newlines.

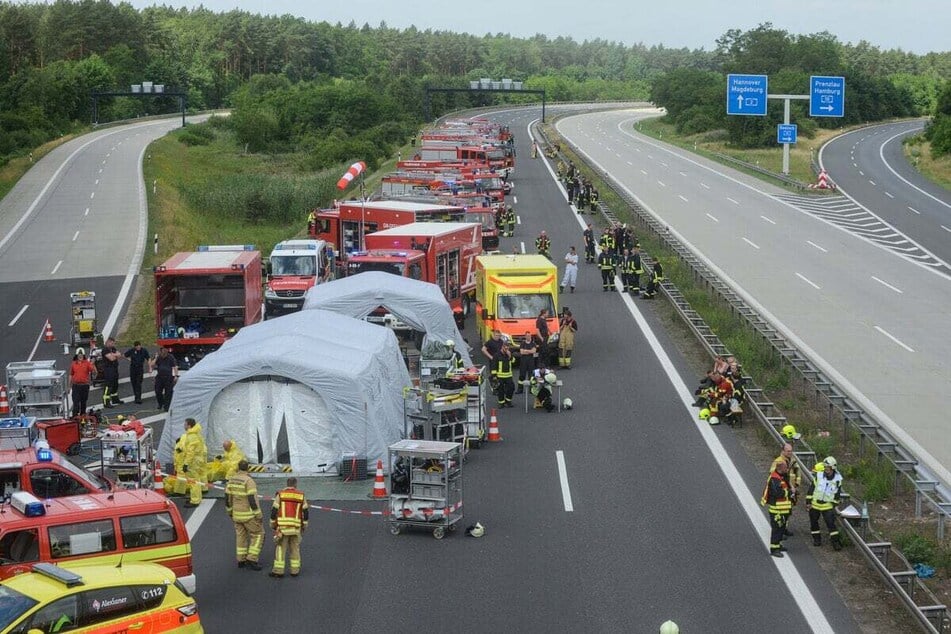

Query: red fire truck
left=308, top=200, right=467, bottom=255
left=381, top=172, right=506, bottom=202
left=389, top=193, right=500, bottom=251
left=154, top=245, right=263, bottom=366
left=415, top=145, right=514, bottom=177
left=347, top=222, right=483, bottom=320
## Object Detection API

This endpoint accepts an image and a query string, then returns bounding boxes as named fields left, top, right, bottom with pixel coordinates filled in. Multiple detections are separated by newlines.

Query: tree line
left=0, top=3, right=949, bottom=165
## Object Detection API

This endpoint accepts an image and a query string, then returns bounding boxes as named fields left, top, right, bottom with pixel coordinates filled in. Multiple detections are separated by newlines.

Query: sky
left=124, top=0, right=950, bottom=55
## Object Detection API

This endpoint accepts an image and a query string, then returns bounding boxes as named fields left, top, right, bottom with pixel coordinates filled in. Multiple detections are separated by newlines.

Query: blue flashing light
left=37, top=448, right=53, bottom=462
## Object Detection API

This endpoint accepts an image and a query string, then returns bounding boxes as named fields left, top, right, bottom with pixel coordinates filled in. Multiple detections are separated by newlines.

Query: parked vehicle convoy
left=309, top=200, right=466, bottom=255
left=0, top=562, right=203, bottom=634
left=387, top=194, right=500, bottom=250
left=474, top=254, right=560, bottom=363
left=348, top=222, right=483, bottom=322
left=263, top=239, right=334, bottom=318
left=0, top=446, right=113, bottom=500
left=414, top=145, right=514, bottom=177
left=0, top=488, right=196, bottom=594
left=154, top=245, right=263, bottom=367
left=380, top=172, right=506, bottom=202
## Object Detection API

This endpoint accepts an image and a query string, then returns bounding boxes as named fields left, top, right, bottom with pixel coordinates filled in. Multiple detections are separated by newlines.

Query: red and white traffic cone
left=153, top=459, right=165, bottom=492
left=43, top=319, right=55, bottom=342
left=372, top=459, right=387, bottom=498
left=0, top=385, right=9, bottom=415
left=487, top=409, right=502, bottom=442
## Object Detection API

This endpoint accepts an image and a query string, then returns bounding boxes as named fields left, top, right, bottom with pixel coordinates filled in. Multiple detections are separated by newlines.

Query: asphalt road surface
left=557, top=109, right=951, bottom=491
left=180, top=107, right=856, bottom=633
left=0, top=116, right=206, bottom=375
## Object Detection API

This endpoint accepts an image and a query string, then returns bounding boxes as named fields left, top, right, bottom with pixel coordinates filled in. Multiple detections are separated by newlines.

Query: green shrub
left=855, top=459, right=894, bottom=502
left=894, top=532, right=936, bottom=566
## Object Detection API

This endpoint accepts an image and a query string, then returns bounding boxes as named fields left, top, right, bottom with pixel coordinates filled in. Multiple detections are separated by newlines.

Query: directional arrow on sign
left=737, top=95, right=743, bottom=110
left=820, top=105, right=834, bottom=112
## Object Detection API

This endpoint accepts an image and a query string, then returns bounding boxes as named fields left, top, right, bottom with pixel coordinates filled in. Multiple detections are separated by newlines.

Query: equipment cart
left=69, top=291, right=98, bottom=346
left=99, top=426, right=155, bottom=490
left=403, top=386, right=469, bottom=445
left=387, top=439, right=463, bottom=539
left=5, top=361, right=81, bottom=455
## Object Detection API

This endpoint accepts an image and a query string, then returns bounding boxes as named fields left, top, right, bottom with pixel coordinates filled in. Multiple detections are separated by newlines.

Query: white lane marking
left=879, top=126, right=951, bottom=212
left=102, top=159, right=106, bottom=165
left=727, top=197, right=739, bottom=205
left=640, top=169, right=647, bottom=176
left=513, top=195, right=518, bottom=204
left=626, top=161, right=633, bottom=166
left=678, top=195, right=688, bottom=202
left=98, top=168, right=103, bottom=174
left=852, top=162, right=857, bottom=168
left=516, top=215, right=521, bottom=225
left=186, top=499, right=216, bottom=539
left=796, top=273, right=821, bottom=290
left=8, top=305, right=29, bottom=327
left=647, top=154, right=653, bottom=159
left=634, top=147, right=641, bottom=152
left=84, top=208, right=89, bottom=217
left=701, top=183, right=710, bottom=189
left=615, top=153, right=622, bottom=158
left=520, top=241, right=526, bottom=254
left=72, top=231, right=80, bottom=241
left=660, top=161, right=668, bottom=168
left=859, top=170, right=864, bottom=176
left=89, top=192, right=95, bottom=199
left=908, top=207, right=920, bottom=215
left=679, top=171, right=687, bottom=177
left=657, top=181, right=666, bottom=188
left=884, top=192, right=894, bottom=199
left=106, top=152, right=111, bottom=157
left=869, top=180, right=876, bottom=186
left=706, top=213, right=719, bottom=223
left=942, top=225, right=951, bottom=233
left=874, top=326, right=914, bottom=352
left=871, top=276, right=903, bottom=294
left=760, top=215, right=776, bottom=225
left=742, top=237, right=760, bottom=250
left=50, top=260, right=62, bottom=275
left=555, top=451, right=574, bottom=512
left=95, top=179, right=99, bottom=185
left=26, top=320, right=46, bottom=362
left=807, top=241, right=827, bottom=253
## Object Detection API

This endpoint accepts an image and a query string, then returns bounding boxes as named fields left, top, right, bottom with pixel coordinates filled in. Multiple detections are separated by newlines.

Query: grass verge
left=0, top=134, right=80, bottom=201
left=903, top=135, right=951, bottom=190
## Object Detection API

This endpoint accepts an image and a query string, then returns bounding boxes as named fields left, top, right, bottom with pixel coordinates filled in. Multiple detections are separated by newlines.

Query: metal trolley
left=387, top=439, right=463, bottom=539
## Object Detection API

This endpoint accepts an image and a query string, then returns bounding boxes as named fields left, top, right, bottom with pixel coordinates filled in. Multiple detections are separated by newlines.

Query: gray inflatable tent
left=301, top=271, right=472, bottom=366
left=158, top=309, right=410, bottom=474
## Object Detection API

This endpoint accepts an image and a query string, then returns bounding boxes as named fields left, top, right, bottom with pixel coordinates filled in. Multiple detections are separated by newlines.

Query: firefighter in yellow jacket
left=181, top=418, right=208, bottom=507
left=207, top=439, right=247, bottom=482
left=226, top=459, right=264, bottom=571
left=164, top=434, right=188, bottom=495
left=270, top=477, right=309, bottom=578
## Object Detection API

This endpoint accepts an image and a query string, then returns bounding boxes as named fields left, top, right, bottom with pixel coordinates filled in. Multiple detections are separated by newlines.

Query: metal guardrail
left=534, top=122, right=951, bottom=632
left=709, top=152, right=810, bottom=190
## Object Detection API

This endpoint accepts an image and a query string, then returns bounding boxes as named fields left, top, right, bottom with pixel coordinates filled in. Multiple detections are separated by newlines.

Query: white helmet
left=709, top=416, right=720, bottom=425
left=544, top=372, right=557, bottom=385
left=562, top=397, right=573, bottom=410
left=823, top=456, right=837, bottom=468
left=659, top=621, right=680, bottom=634
left=76, top=347, right=86, bottom=356
left=466, top=522, right=484, bottom=537
left=445, top=339, right=455, bottom=347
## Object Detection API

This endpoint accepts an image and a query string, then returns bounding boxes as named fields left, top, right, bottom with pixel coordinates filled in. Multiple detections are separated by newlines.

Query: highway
left=821, top=119, right=951, bottom=267
left=557, top=109, right=951, bottom=492
left=0, top=116, right=205, bottom=376
left=0, top=109, right=860, bottom=630
left=183, top=107, right=856, bottom=632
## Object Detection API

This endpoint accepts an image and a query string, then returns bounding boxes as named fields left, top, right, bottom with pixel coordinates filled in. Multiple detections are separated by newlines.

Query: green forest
left=1, top=1, right=950, bottom=167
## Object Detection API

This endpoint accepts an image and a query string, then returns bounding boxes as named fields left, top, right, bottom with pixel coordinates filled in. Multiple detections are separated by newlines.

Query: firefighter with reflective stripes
left=630, top=246, right=644, bottom=295
left=494, top=346, right=515, bottom=408
left=598, top=227, right=615, bottom=255
left=270, top=477, right=309, bottom=578
left=535, top=231, right=551, bottom=259
left=807, top=456, right=843, bottom=550
left=504, top=205, right=516, bottom=237
left=762, top=459, right=792, bottom=557
left=226, top=459, right=264, bottom=571
left=597, top=249, right=615, bottom=292
left=582, top=224, right=596, bottom=263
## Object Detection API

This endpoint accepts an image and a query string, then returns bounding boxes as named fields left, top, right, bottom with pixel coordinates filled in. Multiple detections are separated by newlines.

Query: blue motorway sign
left=726, top=74, right=768, bottom=116
left=810, top=76, right=845, bottom=117
left=777, top=124, right=798, bottom=144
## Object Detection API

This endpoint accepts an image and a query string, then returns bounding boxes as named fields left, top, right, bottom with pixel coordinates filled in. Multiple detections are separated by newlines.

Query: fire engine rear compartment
left=157, top=273, right=248, bottom=337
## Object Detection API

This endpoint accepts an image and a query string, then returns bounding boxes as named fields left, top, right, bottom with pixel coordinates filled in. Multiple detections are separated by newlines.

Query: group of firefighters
left=167, top=419, right=311, bottom=578
left=763, top=426, right=845, bottom=558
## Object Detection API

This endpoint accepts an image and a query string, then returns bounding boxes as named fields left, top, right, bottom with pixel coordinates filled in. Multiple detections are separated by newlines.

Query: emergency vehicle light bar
left=33, top=562, right=85, bottom=587
left=198, top=244, right=256, bottom=252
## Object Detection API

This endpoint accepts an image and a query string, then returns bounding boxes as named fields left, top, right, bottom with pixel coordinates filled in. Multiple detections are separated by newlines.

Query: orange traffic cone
left=372, top=459, right=387, bottom=498
left=153, top=459, right=165, bottom=491
left=0, top=385, right=9, bottom=415
left=487, top=409, right=502, bottom=442
left=43, top=319, right=55, bottom=342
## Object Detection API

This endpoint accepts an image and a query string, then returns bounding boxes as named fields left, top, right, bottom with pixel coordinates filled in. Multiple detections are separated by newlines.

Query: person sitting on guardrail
left=640, top=261, right=664, bottom=298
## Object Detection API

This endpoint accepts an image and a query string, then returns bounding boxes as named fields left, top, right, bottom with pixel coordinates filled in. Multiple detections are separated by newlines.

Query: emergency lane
left=0, top=116, right=209, bottom=374
left=186, top=106, right=856, bottom=632
left=557, top=109, right=951, bottom=491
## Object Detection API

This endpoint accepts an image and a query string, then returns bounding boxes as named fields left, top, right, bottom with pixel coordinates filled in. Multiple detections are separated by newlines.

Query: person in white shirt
left=561, top=246, right=578, bottom=293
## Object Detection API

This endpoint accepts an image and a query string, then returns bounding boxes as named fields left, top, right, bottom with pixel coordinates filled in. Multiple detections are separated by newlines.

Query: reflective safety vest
left=495, top=357, right=513, bottom=379
left=807, top=470, right=842, bottom=511
left=226, top=471, right=260, bottom=522
left=271, top=487, right=309, bottom=535
left=598, top=253, right=615, bottom=271
left=762, top=471, right=792, bottom=515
